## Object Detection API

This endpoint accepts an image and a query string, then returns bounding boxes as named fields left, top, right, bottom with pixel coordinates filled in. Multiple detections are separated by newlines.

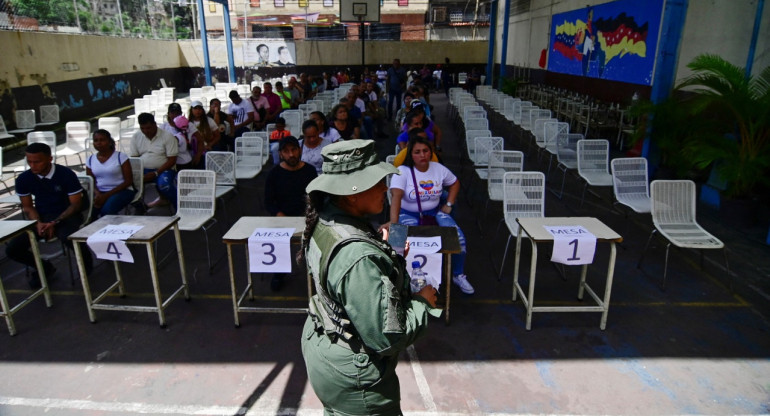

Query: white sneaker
left=452, top=274, right=475, bottom=294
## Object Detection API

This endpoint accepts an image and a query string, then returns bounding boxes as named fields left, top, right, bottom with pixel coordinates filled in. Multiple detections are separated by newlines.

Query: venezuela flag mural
left=548, top=0, right=664, bottom=85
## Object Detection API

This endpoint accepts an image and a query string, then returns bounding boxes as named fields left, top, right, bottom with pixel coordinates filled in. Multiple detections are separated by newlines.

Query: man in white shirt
left=228, top=90, right=255, bottom=141
left=131, top=113, right=178, bottom=208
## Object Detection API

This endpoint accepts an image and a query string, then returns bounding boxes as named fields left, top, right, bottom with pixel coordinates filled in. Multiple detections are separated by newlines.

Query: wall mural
left=548, top=0, right=664, bottom=85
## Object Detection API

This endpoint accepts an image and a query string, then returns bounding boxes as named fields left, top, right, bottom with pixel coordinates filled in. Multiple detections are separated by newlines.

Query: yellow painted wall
left=0, top=31, right=180, bottom=89
left=1, top=30, right=486, bottom=91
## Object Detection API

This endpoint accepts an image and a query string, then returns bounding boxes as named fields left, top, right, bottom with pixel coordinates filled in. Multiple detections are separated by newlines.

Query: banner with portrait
left=548, top=0, right=664, bottom=85
left=243, top=40, right=297, bottom=67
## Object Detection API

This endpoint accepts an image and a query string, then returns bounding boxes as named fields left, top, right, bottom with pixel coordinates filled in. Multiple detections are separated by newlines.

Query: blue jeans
left=96, top=188, right=136, bottom=217
left=270, top=142, right=280, bottom=164
left=144, top=168, right=177, bottom=207
left=399, top=207, right=466, bottom=276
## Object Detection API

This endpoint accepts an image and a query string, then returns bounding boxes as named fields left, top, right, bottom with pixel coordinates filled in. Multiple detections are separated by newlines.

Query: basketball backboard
left=340, top=0, right=380, bottom=23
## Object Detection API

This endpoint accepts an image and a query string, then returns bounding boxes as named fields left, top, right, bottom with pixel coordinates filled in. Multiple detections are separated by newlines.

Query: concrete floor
left=0, top=93, right=768, bottom=415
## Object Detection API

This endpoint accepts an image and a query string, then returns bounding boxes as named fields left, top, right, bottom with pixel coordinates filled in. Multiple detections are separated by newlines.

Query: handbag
left=410, top=166, right=438, bottom=226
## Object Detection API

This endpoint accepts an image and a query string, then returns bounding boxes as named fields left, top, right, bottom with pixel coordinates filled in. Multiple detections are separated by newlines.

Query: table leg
left=226, top=243, right=240, bottom=327
left=578, top=264, right=588, bottom=300
left=27, top=230, right=51, bottom=307
left=513, top=226, right=523, bottom=301
left=0, top=277, right=16, bottom=335
left=526, top=239, right=538, bottom=331
left=244, top=245, right=254, bottom=300
left=444, top=253, right=451, bottom=325
left=113, top=262, right=125, bottom=296
left=73, top=241, right=97, bottom=323
left=145, top=242, right=167, bottom=327
left=173, top=224, right=190, bottom=299
left=600, top=242, right=618, bottom=330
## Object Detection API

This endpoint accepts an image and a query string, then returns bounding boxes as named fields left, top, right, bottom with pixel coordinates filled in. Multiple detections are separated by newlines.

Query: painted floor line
left=0, top=395, right=615, bottom=416
left=407, top=345, right=437, bottom=412
left=3, top=289, right=751, bottom=308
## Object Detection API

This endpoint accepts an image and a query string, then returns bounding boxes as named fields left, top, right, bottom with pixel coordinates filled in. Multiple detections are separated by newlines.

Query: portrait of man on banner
left=244, top=41, right=297, bottom=68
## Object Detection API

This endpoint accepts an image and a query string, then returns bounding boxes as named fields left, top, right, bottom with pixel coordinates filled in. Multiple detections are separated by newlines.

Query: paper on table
left=405, top=236, right=442, bottom=288
left=543, top=225, right=596, bottom=265
left=248, top=228, right=295, bottom=273
left=86, top=224, right=144, bottom=263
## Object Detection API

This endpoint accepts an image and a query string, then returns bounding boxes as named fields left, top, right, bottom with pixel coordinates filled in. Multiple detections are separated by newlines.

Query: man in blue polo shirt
left=6, top=143, right=93, bottom=288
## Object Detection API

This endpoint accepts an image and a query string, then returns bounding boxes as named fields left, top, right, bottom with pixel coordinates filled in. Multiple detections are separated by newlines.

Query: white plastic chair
left=473, top=136, right=504, bottom=180
left=0, top=116, right=14, bottom=140
left=576, top=139, right=613, bottom=206
left=38, top=105, right=60, bottom=126
left=498, top=171, right=546, bottom=279
left=484, top=150, right=524, bottom=229
left=57, top=121, right=90, bottom=167
left=463, top=129, right=492, bottom=163
left=242, top=131, right=269, bottom=165
left=205, top=151, right=237, bottom=224
left=127, top=157, right=144, bottom=207
left=543, top=121, right=569, bottom=170
left=9, top=110, right=35, bottom=134
left=638, top=180, right=729, bottom=290
left=551, top=133, right=582, bottom=199
left=234, top=136, right=263, bottom=179
left=464, top=117, right=488, bottom=132
left=513, top=101, right=533, bottom=126
left=176, top=170, right=218, bottom=273
left=611, top=157, right=651, bottom=214
left=98, top=117, right=122, bottom=140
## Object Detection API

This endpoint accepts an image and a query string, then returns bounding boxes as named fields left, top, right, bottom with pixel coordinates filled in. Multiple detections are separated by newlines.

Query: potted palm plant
left=635, top=54, right=770, bottom=226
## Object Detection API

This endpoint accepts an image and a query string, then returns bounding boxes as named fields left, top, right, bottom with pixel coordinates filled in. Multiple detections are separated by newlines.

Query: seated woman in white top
left=309, top=111, right=341, bottom=143
left=299, top=120, right=331, bottom=175
left=388, top=135, right=474, bottom=295
left=85, top=129, right=135, bottom=218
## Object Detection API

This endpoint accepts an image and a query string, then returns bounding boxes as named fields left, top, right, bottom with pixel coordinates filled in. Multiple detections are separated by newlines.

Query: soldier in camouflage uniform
left=299, top=140, right=440, bottom=415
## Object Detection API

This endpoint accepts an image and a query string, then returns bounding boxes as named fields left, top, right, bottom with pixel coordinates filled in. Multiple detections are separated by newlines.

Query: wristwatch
left=445, top=202, right=453, bottom=211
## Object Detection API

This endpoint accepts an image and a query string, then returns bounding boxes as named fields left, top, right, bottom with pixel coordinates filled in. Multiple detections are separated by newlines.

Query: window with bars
left=299, top=0, right=308, bottom=7
left=432, top=7, right=446, bottom=22
left=323, top=0, right=333, bottom=6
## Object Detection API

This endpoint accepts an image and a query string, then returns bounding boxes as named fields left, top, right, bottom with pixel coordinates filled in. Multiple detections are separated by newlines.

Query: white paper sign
left=405, top=236, right=442, bottom=288
left=86, top=224, right=144, bottom=263
left=543, top=225, right=597, bottom=265
left=248, top=228, right=295, bottom=273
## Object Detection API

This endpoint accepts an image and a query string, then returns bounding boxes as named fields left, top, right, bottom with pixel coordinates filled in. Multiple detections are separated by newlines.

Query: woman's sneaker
left=452, top=274, right=475, bottom=294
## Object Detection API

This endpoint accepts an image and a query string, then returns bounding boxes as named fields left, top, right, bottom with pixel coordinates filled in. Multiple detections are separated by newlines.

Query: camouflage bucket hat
left=306, top=139, right=399, bottom=196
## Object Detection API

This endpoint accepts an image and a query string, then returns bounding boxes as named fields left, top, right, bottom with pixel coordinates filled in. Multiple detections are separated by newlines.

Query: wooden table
left=222, top=216, right=307, bottom=327
left=513, top=217, right=622, bottom=330
left=0, top=220, right=52, bottom=335
left=69, top=215, right=189, bottom=327
left=408, top=225, right=462, bottom=324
